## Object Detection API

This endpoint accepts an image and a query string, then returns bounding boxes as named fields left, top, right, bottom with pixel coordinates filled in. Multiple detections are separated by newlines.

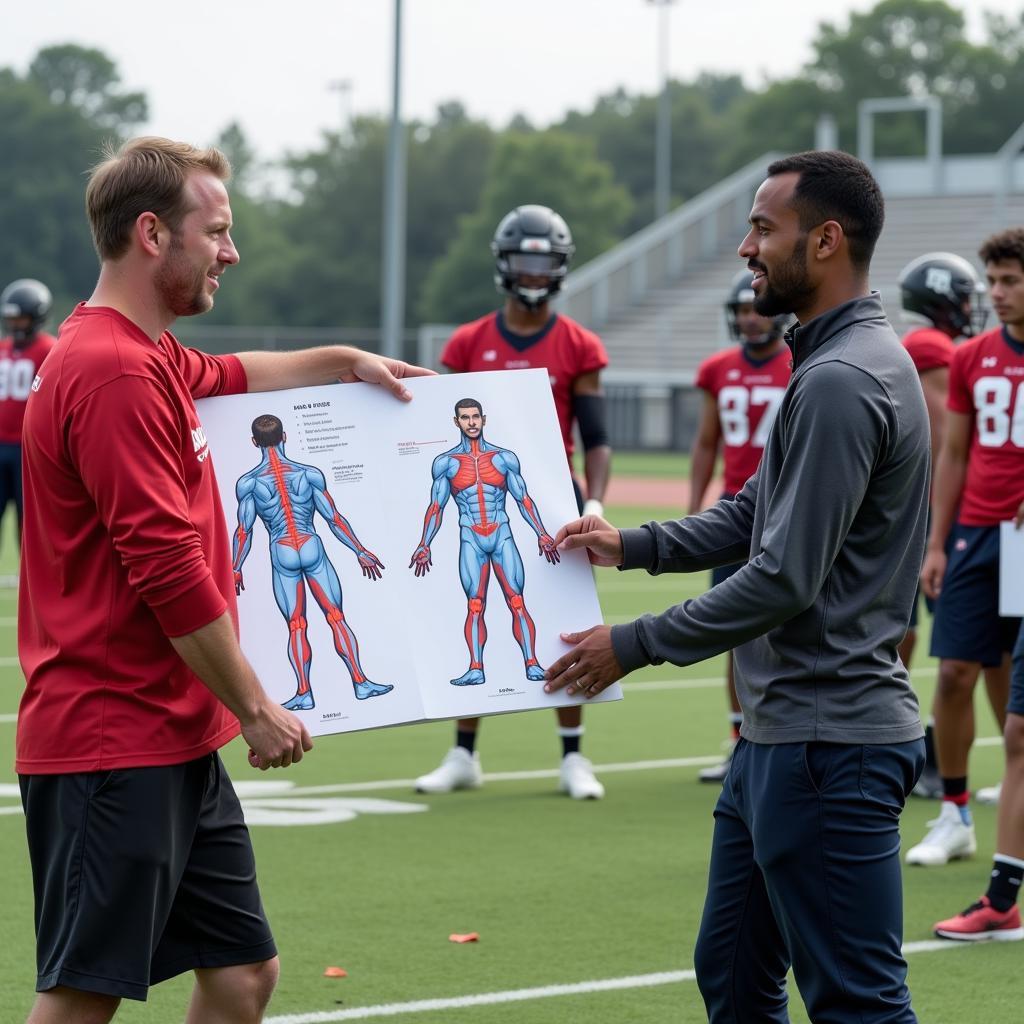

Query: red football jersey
left=0, top=332, right=57, bottom=443
left=695, top=344, right=792, bottom=495
left=947, top=325, right=1024, bottom=525
left=902, top=327, right=955, bottom=374
left=17, top=304, right=247, bottom=773
left=440, top=312, right=608, bottom=460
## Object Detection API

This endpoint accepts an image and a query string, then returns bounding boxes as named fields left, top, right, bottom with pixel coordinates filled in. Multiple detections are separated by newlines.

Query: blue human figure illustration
left=409, top=398, right=560, bottom=686
left=232, top=413, right=393, bottom=710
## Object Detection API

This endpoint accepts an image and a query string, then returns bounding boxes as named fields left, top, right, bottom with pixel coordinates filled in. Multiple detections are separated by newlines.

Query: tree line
left=3, top=0, right=1023, bottom=334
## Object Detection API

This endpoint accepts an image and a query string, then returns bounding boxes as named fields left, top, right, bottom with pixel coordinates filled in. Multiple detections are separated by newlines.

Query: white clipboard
left=999, top=521, right=1024, bottom=617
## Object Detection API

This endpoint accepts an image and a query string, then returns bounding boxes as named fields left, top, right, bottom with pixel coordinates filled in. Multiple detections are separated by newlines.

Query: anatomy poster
left=197, top=369, right=620, bottom=737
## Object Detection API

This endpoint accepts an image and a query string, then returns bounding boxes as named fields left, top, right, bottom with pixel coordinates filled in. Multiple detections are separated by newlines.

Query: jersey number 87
left=718, top=386, right=786, bottom=448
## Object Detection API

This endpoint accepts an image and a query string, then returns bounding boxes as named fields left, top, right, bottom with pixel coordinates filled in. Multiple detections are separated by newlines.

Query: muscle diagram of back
left=233, top=414, right=393, bottom=710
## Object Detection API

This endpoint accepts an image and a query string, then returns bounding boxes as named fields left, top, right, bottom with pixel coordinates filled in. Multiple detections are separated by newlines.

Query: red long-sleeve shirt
left=16, top=304, right=248, bottom=773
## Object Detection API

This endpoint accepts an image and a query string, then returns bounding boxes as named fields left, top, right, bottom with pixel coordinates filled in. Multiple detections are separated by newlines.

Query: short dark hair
left=454, top=398, right=483, bottom=417
left=979, top=228, right=1024, bottom=272
left=86, top=136, right=231, bottom=261
left=766, top=151, right=885, bottom=270
left=251, top=414, right=284, bottom=448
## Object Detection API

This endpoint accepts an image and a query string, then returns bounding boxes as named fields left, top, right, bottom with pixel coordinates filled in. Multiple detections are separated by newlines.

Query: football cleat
left=934, top=896, right=1024, bottom=942
left=699, top=741, right=736, bottom=784
left=414, top=747, right=483, bottom=793
left=975, top=782, right=1002, bottom=806
left=905, top=801, right=977, bottom=865
left=559, top=753, right=605, bottom=800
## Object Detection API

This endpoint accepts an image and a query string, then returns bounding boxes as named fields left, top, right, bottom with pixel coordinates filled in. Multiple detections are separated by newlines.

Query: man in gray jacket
left=545, top=150, right=928, bottom=1023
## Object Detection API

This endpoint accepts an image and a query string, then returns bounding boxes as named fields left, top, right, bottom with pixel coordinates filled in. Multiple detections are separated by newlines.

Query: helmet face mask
left=492, top=205, right=575, bottom=311
left=1, top=278, right=52, bottom=344
left=725, top=270, right=788, bottom=346
left=898, top=252, right=988, bottom=339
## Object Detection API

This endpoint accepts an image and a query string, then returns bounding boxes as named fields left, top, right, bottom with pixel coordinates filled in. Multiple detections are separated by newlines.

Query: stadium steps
left=595, top=194, right=1024, bottom=379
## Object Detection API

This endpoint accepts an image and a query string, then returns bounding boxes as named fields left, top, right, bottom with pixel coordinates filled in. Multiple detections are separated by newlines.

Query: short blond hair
left=85, top=136, right=231, bottom=261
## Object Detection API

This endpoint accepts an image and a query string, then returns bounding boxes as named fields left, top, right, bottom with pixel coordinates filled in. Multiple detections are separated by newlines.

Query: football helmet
left=725, top=269, right=787, bottom=345
left=1, top=278, right=52, bottom=344
left=492, top=205, right=575, bottom=311
left=898, top=253, right=987, bottom=338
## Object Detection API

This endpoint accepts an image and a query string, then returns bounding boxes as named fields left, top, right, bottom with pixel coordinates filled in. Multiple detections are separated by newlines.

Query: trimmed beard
left=753, top=234, right=815, bottom=319
left=155, top=232, right=213, bottom=318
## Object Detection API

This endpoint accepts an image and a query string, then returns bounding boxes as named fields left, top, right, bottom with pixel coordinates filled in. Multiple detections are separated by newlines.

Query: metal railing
left=556, top=152, right=781, bottom=331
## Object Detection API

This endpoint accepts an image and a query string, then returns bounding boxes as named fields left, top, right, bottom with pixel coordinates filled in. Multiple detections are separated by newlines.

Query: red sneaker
left=934, top=897, right=1024, bottom=942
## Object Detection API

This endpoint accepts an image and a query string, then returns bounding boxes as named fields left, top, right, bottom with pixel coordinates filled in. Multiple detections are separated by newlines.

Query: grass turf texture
left=0, top=469, right=1015, bottom=1022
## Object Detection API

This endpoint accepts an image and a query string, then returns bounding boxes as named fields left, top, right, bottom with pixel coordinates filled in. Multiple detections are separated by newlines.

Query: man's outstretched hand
left=554, top=514, right=623, bottom=567
left=544, top=625, right=624, bottom=698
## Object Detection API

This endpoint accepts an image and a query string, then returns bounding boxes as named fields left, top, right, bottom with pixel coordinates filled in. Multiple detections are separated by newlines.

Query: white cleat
left=414, top=747, right=483, bottom=794
left=975, top=782, right=1002, bottom=806
left=905, top=801, right=977, bottom=866
left=559, top=753, right=605, bottom=800
left=699, top=741, right=736, bottom=784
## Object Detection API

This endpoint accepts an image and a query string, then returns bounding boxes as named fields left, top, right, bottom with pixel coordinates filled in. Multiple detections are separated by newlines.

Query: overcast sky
left=4, top=0, right=1021, bottom=159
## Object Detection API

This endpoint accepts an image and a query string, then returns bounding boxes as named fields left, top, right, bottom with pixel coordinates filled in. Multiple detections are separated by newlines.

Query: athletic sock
left=456, top=729, right=477, bottom=755
left=942, top=777, right=971, bottom=823
left=559, top=726, right=583, bottom=758
left=986, top=854, right=1024, bottom=912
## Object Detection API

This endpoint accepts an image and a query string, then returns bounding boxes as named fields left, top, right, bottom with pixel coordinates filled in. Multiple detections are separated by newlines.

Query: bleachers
left=592, top=193, right=1024, bottom=382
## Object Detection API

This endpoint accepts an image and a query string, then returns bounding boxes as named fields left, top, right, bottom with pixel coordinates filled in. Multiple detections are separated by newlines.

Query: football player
left=0, top=278, right=57, bottom=548
left=897, top=252, right=989, bottom=800
left=932, top=233, right=1024, bottom=939
left=907, top=231, right=1024, bottom=867
left=414, top=205, right=612, bottom=800
left=689, top=270, right=791, bottom=782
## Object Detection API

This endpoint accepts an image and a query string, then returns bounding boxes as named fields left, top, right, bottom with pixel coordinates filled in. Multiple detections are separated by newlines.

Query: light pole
left=380, top=0, right=406, bottom=359
left=328, top=78, right=353, bottom=136
left=647, top=0, right=677, bottom=221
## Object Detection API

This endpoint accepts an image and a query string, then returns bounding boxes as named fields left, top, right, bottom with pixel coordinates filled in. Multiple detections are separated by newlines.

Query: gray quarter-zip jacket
left=611, top=293, right=928, bottom=744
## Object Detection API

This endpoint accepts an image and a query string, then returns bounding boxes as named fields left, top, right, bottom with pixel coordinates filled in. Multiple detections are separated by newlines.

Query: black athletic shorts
left=19, top=752, right=276, bottom=1001
left=930, top=523, right=1021, bottom=666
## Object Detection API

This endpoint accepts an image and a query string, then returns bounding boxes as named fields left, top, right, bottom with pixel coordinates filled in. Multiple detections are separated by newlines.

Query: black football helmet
left=1, top=278, right=52, bottom=344
left=725, top=270, right=788, bottom=345
left=492, top=205, right=575, bottom=311
left=898, top=253, right=987, bottom=338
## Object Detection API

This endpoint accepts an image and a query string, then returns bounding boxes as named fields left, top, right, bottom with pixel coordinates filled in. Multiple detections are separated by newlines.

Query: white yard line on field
left=248, top=735, right=1005, bottom=798
left=264, top=941, right=975, bottom=1023
left=3, top=736, right=1001, bottom=797
left=0, top=666, right=986, bottom=728
left=285, top=756, right=725, bottom=796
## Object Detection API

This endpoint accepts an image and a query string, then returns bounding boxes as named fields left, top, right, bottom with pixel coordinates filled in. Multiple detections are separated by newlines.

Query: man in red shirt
left=0, top=278, right=57, bottom=547
left=414, top=204, right=611, bottom=800
left=689, top=270, right=791, bottom=782
left=907, top=230, right=1024, bottom=869
left=16, top=137, right=430, bottom=1024
left=933, top=231, right=1024, bottom=940
left=897, top=252, right=989, bottom=800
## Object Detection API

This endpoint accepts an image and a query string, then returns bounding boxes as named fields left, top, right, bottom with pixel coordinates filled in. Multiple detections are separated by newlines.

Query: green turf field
left=574, top=449, right=690, bottom=481
left=0, top=485, right=1014, bottom=1023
